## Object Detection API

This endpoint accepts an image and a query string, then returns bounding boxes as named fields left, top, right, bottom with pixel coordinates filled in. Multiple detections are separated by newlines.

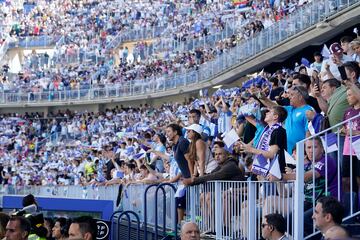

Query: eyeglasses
left=261, top=223, right=268, bottom=228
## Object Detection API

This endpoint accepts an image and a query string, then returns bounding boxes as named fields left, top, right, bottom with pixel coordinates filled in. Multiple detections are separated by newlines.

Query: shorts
left=342, top=155, right=360, bottom=177
left=175, top=194, right=186, bottom=209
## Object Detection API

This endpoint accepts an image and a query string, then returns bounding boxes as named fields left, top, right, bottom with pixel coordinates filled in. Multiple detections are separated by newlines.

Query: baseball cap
left=329, top=42, right=343, bottom=55
left=185, top=124, right=203, bottom=135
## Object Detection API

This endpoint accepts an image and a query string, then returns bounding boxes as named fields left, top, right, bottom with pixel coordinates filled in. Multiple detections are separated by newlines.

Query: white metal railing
left=0, top=0, right=358, bottom=105
left=0, top=184, right=119, bottom=201
left=295, top=113, right=360, bottom=239
left=186, top=181, right=295, bottom=239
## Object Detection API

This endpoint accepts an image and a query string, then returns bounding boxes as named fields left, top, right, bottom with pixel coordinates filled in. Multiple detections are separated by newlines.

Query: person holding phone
left=320, top=43, right=352, bottom=81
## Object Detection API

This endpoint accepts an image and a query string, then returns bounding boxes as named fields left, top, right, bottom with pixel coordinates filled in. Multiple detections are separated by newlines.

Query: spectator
left=166, top=123, right=190, bottom=179
left=349, top=39, right=360, bottom=62
left=261, top=213, right=289, bottom=240
left=0, top=213, right=10, bottom=239
left=344, top=60, right=359, bottom=80
left=240, top=105, right=288, bottom=179
left=215, top=96, right=233, bottom=134
left=186, top=109, right=210, bottom=140
left=313, top=78, right=348, bottom=163
left=341, top=84, right=360, bottom=199
left=68, top=216, right=97, bottom=240
left=312, top=196, right=349, bottom=239
left=269, top=77, right=284, bottom=101
left=292, top=74, right=321, bottom=113
left=340, top=36, right=354, bottom=58
left=182, top=146, right=244, bottom=186
left=184, top=124, right=207, bottom=177
left=148, top=133, right=166, bottom=172
left=44, top=218, right=54, bottom=240
left=283, top=137, right=338, bottom=235
left=260, top=86, right=313, bottom=152
left=320, top=42, right=352, bottom=81
left=5, top=216, right=31, bottom=240
left=310, top=52, right=323, bottom=73
left=52, top=218, right=69, bottom=240
left=165, top=123, right=189, bottom=222
left=180, top=222, right=200, bottom=240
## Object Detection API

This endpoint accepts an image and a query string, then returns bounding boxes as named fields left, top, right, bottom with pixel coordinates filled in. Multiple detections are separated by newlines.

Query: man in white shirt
left=320, top=42, right=352, bottom=81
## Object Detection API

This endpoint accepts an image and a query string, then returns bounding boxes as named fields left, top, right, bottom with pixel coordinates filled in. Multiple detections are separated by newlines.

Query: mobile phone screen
left=338, top=66, right=347, bottom=81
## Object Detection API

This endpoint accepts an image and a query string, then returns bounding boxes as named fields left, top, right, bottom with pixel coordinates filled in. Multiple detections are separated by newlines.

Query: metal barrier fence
left=0, top=185, right=119, bottom=201
left=8, top=35, right=62, bottom=49
left=295, top=113, right=360, bottom=239
left=0, top=0, right=357, bottom=104
left=120, top=183, right=177, bottom=233
left=186, top=180, right=295, bottom=239
left=110, top=210, right=140, bottom=240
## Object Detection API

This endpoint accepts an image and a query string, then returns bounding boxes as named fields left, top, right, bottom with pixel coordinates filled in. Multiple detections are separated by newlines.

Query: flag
left=133, top=149, right=147, bottom=160
left=223, top=129, right=240, bottom=148
left=233, top=0, right=250, bottom=7
left=321, top=44, right=330, bottom=59
left=320, top=133, right=338, bottom=153
left=301, top=57, right=310, bottom=68
left=284, top=150, right=297, bottom=165
left=269, top=155, right=282, bottom=179
left=351, top=137, right=360, bottom=159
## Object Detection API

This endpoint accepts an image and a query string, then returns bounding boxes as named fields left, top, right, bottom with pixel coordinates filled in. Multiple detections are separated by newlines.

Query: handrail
left=295, top=113, right=360, bottom=240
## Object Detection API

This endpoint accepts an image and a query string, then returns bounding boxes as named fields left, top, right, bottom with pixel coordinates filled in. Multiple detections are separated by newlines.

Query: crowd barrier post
left=214, top=181, right=222, bottom=239
left=247, top=181, right=257, bottom=240
left=154, top=183, right=177, bottom=239
left=143, top=184, right=158, bottom=240
left=110, top=210, right=140, bottom=240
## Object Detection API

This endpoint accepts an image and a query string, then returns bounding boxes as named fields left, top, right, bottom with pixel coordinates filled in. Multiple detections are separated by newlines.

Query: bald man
left=180, top=222, right=200, bottom=240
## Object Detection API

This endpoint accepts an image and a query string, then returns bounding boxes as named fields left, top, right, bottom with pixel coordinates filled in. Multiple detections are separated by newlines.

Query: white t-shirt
left=320, top=54, right=352, bottom=80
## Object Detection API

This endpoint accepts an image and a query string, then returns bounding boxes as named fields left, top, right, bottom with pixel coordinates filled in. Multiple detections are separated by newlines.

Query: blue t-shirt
left=173, top=136, right=190, bottom=178
left=253, top=122, right=265, bottom=148
left=284, top=105, right=313, bottom=152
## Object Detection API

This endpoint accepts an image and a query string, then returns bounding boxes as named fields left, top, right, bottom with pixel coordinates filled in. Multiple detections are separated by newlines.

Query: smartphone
left=314, top=77, right=320, bottom=88
left=338, top=66, right=347, bottom=81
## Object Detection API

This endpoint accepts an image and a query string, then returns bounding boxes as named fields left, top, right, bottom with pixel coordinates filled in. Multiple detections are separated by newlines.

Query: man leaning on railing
left=182, top=146, right=244, bottom=186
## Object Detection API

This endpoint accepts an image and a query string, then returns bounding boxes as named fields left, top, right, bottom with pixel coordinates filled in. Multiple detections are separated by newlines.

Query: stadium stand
left=0, top=0, right=360, bottom=240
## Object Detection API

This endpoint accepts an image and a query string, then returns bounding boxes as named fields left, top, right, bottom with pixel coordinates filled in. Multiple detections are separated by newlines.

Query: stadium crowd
left=0, top=0, right=315, bottom=93
left=1, top=0, right=360, bottom=239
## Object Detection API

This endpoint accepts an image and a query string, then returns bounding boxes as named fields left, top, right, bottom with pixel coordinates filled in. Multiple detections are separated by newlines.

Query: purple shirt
left=315, top=155, right=339, bottom=199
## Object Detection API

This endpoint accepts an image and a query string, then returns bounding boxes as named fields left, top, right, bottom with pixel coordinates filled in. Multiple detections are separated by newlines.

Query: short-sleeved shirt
left=328, top=86, right=349, bottom=132
left=343, top=107, right=360, bottom=155
left=284, top=105, right=313, bottom=152
left=304, top=156, right=338, bottom=203
left=269, top=127, right=287, bottom=173
left=173, top=136, right=190, bottom=178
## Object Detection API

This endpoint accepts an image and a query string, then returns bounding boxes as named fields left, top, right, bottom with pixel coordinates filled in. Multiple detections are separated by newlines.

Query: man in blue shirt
left=260, top=85, right=313, bottom=152
left=166, top=123, right=190, bottom=222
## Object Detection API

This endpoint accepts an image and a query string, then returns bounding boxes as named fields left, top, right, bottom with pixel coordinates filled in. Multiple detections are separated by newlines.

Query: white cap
left=185, top=124, right=203, bottom=135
